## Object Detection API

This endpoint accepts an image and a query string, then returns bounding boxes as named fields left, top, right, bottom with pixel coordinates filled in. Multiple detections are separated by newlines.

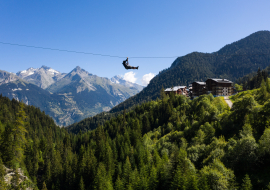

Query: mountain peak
left=41, top=65, right=50, bottom=70
left=71, top=66, right=89, bottom=74
left=0, top=70, right=20, bottom=85
left=16, top=66, right=63, bottom=89
left=72, top=66, right=82, bottom=72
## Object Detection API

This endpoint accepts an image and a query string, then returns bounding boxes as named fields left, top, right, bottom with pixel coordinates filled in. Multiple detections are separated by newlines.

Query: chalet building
left=191, top=82, right=206, bottom=97
left=164, top=86, right=188, bottom=96
left=205, top=78, right=233, bottom=96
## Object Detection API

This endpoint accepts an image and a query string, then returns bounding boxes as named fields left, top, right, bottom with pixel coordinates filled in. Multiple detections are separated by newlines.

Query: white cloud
left=123, top=71, right=137, bottom=83
left=141, top=73, right=155, bottom=86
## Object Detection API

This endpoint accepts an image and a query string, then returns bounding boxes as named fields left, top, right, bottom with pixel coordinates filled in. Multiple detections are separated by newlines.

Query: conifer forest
left=1, top=78, right=270, bottom=189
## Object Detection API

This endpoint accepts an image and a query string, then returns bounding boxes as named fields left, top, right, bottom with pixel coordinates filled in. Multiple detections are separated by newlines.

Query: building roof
left=173, top=86, right=186, bottom=90
left=164, top=88, right=172, bottom=92
left=207, top=78, right=233, bottom=83
left=192, top=81, right=206, bottom=85
left=164, top=86, right=186, bottom=92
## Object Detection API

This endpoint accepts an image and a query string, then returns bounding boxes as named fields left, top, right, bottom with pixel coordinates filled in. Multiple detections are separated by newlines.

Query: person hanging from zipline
left=122, top=57, right=139, bottom=70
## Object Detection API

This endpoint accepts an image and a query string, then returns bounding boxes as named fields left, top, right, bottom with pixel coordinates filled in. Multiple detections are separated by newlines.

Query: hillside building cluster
left=164, top=78, right=234, bottom=98
left=164, top=86, right=189, bottom=96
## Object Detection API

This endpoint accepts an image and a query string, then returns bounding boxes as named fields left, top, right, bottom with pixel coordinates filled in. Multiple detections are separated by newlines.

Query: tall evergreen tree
left=266, top=78, right=270, bottom=93
left=11, top=102, right=27, bottom=168
left=79, top=176, right=85, bottom=190
left=256, top=68, right=263, bottom=88
left=115, top=175, right=124, bottom=190
left=41, top=181, right=48, bottom=190
left=241, top=174, right=252, bottom=190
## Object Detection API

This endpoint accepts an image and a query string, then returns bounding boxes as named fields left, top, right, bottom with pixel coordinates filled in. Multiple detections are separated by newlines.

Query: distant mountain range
left=0, top=66, right=143, bottom=126
left=16, top=65, right=66, bottom=89
left=68, top=30, right=270, bottom=133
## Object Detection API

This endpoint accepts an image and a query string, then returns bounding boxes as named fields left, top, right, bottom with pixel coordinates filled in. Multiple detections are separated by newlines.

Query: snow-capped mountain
left=110, top=75, right=144, bottom=91
left=16, top=65, right=66, bottom=89
left=16, top=67, right=38, bottom=78
left=0, top=66, right=142, bottom=126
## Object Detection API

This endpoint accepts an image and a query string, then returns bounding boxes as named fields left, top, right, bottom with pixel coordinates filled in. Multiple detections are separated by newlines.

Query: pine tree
left=1, top=123, right=14, bottom=166
left=266, top=78, right=270, bottom=93
left=94, top=162, right=113, bottom=190
left=142, top=115, right=151, bottom=134
left=45, top=160, right=51, bottom=188
left=241, top=174, right=252, bottom=190
left=11, top=102, right=27, bottom=168
left=171, top=166, right=182, bottom=189
left=259, top=79, right=267, bottom=98
left=187, top=174, right=199, bottom=190
left=122, top=156, right=132, bottom=187
left=198, top=175, right=210, bottom=190
left=42, top=181, right=48, bottom=190
left=115, top=175, right=124, bottom=190
left=148, top=166, right=158, bottom=190
left=160, top=86, right=166, bottom=100
left=171, top=165, right=189, bottom=190
left=79, top=176, right=85, bottom=190
left=257, top=68, right=263, bottom=88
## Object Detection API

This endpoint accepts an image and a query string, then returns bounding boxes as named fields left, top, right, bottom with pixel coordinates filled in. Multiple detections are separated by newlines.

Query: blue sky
left=1, top=1, right=270, bottom=85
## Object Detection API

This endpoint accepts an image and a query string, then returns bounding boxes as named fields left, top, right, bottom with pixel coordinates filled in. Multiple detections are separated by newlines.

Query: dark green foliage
left=241, top=174, right=252, bottom=190
left=42, top=181, right=48, bottom=190
left=67, top=112, right=117, bottom=134
left=236, top=66, right=270, bottom=90
left=79, top=176, right=85, bottom=190
left=2, top=80, right=270, bottom=189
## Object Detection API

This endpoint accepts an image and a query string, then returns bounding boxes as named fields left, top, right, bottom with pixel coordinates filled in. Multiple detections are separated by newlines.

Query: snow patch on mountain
left=18, top=68, right=38, bottom=77
left=12, top=88, right=22, bottom=91
left=48, top=68, right=59, bottom=74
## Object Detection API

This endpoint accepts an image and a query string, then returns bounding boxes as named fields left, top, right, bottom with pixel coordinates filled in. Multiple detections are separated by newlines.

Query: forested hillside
left=235, top=66, right=270, bottom=90
left=68, top=31, right=270, bottom=132
left=2, top=77, right=270, bottom=189
left=111, top=31, right=270, bottom=112
left=0, top=95, right=68, bottom=189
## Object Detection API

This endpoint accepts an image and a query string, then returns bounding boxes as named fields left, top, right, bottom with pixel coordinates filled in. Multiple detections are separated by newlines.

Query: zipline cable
left=0, top=41, right=270, bottom=59
left=0, top=41, right=127, bottom=58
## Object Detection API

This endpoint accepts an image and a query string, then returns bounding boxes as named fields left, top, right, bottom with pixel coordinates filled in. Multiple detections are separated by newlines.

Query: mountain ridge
left=16, top=65, right=66, bottom=89
left=110, top=30, right=270, bottom=113
left=68, top=30, right=270, bottom=133
left=0, top=66, right=143, bottom=126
